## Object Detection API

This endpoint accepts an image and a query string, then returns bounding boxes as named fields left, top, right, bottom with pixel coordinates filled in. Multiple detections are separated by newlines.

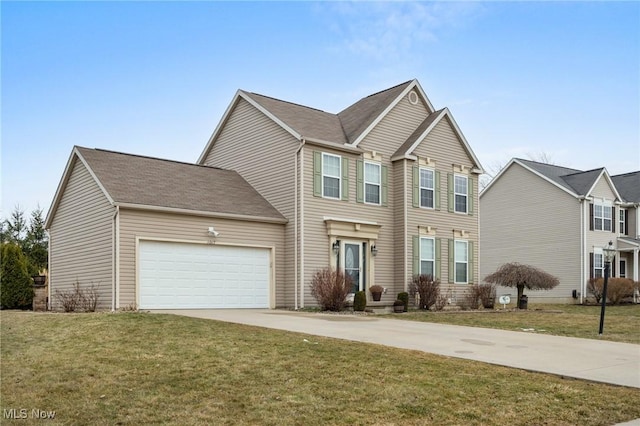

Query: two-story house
left=46, top=79, right=484, bottom=310
left=480, top=159, right=639, bottom=304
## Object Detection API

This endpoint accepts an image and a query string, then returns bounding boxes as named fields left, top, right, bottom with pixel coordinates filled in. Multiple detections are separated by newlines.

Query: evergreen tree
left=25, top=208, right=48, bottom=274
left=1, top=243, right=34, bottom=309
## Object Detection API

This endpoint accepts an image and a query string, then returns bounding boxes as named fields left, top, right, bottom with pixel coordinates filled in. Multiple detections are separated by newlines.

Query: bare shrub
left=80, top=282, right=100, bottom=312
left=459, top=288, right=479, bottom=310
left=434, top=288, right=451, bottom=311
left=310, top=268, right=352, bottom=311
left=587, top=278, right=635, bottom=305
left=477, top=284, right=496, bottom=309
left=409, top=274, right=440, bottom=310
left=54, top=280, right=100, bottom=312
left=587, top=278, right=603, bottom=304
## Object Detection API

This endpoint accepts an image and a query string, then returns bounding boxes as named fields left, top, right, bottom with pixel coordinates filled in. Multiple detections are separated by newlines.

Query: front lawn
left=387, top=304, right=640, bottom=344
left=1, top=311, right=639, bottom=425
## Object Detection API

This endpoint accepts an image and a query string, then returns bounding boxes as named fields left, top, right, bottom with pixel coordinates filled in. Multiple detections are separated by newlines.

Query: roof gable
left=390, top=108, right=483, bottom=172
left=48, top=147, right=286, bottom=228
left=560, top=168, right=604, bottom=196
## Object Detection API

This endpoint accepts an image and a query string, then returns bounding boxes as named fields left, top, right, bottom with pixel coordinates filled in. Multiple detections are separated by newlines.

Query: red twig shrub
left=409, top=274, right=440, bottom=310
left=310, top=268, right=352, bottom=311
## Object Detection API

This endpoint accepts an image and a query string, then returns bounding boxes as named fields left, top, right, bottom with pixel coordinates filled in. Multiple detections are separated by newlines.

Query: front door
left=343, top=242, right=362, bottom=294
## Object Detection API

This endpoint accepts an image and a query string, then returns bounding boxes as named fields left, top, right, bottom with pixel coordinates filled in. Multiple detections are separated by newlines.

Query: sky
left=2, top=1, right=639, bottom=219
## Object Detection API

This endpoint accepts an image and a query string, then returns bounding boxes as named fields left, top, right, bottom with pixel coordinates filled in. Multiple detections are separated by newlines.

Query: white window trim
left=322, top=153, right=341, bottom=200
left=620, top=208, right=626, bottom=235
left=593, top=249, right=604, bottom=278
left=593, top=202, right=612, bottom=232
left=364, top=161, right=381, bottom=205
left=419, top=167, right=435, bottom=209
left=454, top=239, right=468, bottom=284
left=419, top=237, right=435, bottom=276
left=454, top=174, right=468, bottom=214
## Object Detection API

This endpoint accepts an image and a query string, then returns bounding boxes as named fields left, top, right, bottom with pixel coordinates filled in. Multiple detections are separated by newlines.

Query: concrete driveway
left=152, top=309, right=640, bottom=389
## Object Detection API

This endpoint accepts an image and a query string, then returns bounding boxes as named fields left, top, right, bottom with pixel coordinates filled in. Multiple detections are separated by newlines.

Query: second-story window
left=454, top=175, right=468, bottom=213
left=420, top=169, right=434, bottom=208
left=364, top=162, right=381, bottom=204
left=620, top=209, right=627, bottom=235
left=593, top=203, right=612, bottom=231
left=322, top=153, right=341, bottom=199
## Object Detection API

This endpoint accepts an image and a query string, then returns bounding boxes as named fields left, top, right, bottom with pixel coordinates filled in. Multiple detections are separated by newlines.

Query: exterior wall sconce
left=371, top=244, right=378, bottom=257
left=332, top=241, right=340, bottom=256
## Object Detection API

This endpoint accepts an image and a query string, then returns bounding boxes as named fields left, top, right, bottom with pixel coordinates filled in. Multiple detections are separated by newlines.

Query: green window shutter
left=356, top=160, right=364, bottom=203
left=468, top=176, right=474, bottom=216
left=447, top=173, right=454, bottom=212
left=468, top=241, right=474, bottom=283
left=448, top=239, right=455, bottom=283
left=381, top=165, right=388, bottom=207
left=412, top=235, right=420, bottom=276
left=435, top=238, right=442, bottom=280
left=435, top=171, right=441, bottom=210
left=412, top=166, right=419, bottom=207
left=313, top=151, right=322, bottom=197
left=342, top=157, right=349, bottom=201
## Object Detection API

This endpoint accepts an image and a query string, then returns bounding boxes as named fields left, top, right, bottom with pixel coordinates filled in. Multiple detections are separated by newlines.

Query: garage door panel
left=139, top=241, right=270, bottom=309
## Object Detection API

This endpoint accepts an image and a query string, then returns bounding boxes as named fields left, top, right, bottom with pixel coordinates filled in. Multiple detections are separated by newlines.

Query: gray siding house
left=480, top=159, right=639, bottom=304
left=47, top=79, right=484, bottom=310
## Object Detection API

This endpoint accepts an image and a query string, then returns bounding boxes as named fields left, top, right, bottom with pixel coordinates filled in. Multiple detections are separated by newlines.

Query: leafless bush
left=459, top=288, right=479, bottom=310
left=477, top=284, right=496, bottom=309
left=587, top=278, right=603, bottom=304
left=434, top=288, right=451, bottom=311
left=310, top=268, right=352, bottom=311
left=587, top=278, right=635, bottom=305
left=54, top=280, right=100, bottom=312
left=409, top=274, right=440, bottom=310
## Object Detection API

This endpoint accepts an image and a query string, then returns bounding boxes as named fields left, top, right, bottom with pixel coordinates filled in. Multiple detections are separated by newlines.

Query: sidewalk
left=153, top=309, right=640, bottom=389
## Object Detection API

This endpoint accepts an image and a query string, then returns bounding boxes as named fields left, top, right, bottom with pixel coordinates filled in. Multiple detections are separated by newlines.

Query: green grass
left=387, top=304, right=640, bottom=344
left=1, top=311, right=639, bottom=425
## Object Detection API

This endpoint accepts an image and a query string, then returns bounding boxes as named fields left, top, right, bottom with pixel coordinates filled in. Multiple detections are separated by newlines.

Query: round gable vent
left=408, top=90, right=419, bottom=105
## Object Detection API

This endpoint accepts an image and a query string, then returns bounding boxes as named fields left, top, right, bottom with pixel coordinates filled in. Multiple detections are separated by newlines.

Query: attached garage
left=138, top=240, right=270, bottom=309
left=46, top=147, right=287, bottom=311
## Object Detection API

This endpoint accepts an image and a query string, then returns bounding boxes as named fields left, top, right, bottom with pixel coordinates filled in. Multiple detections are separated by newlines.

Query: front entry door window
left=344, top=242, right=362, bottom=293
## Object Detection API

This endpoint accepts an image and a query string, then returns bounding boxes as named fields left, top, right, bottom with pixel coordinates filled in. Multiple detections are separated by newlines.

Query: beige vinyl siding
left=48, top=159, right=113, bottom=310
left=118, top=209, right=285, bottom=308
left=358, top=92, right=429, bottom=155
left=202, top=98, right=297, bottom=306
left=628, top=207, right=638, bottom=238
left=405, top=116, right=479, bottom=300
left=587, top=175, right=619, bottom=265
left=303, top=147, right=397, bottom=305
left=480, top=163, right=582, bottom=303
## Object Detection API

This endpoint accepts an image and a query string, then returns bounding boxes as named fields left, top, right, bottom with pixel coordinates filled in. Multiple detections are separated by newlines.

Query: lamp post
left=598, top=241, right=616, bottom=336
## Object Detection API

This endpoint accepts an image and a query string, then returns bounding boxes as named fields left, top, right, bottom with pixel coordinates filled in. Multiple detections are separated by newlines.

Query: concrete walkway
left=153, top=309, right=640, bottom=389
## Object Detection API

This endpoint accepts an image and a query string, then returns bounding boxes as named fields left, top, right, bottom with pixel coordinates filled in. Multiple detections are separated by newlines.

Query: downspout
left=113, top=206, right=120, bottom=311
left=47, top=230, right=51, bottom=311
left=299, top=141, right=306, bottom=308
left=294, top=139, right=306, bottom=310
left=403, top=159, right=408, bottom=292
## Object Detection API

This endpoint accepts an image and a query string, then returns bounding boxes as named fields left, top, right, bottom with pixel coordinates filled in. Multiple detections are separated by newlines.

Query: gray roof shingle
left=77, top=147, right=286, bottom=221
left=517, top=159, right=603, bottom=196
left=392, top=109, right=446, bottom=158
left=612, top=171, right=640, bottom=202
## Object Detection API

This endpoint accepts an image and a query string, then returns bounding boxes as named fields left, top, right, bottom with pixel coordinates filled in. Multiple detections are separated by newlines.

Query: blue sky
left=2, top=1, right=639, bottom=218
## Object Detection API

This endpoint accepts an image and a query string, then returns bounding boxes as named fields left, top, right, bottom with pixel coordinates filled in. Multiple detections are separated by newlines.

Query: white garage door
left=139, top=240, right=270, bottom=309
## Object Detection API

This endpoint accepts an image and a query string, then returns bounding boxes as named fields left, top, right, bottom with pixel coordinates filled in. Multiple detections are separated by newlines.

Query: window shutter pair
left=446, top=239, right=474, bottom=283
left=446, top=173, right=474, bottom=215
left=411, top=236, right=441, bottom=279
left=356, top=160, right=387, bottom=206
left=312, top=151, right=349, bottom=200
left=412, top=166, right=440, bottom=209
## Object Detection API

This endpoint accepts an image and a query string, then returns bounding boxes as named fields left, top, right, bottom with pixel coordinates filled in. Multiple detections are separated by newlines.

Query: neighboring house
left=46, top=79, right=484, bottom=310
left=480, top=159, right=639, bottom=303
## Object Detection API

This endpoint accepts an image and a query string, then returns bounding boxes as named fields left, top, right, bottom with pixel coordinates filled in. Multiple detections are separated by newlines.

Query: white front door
left=342, top=241, right=362, bottom=294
